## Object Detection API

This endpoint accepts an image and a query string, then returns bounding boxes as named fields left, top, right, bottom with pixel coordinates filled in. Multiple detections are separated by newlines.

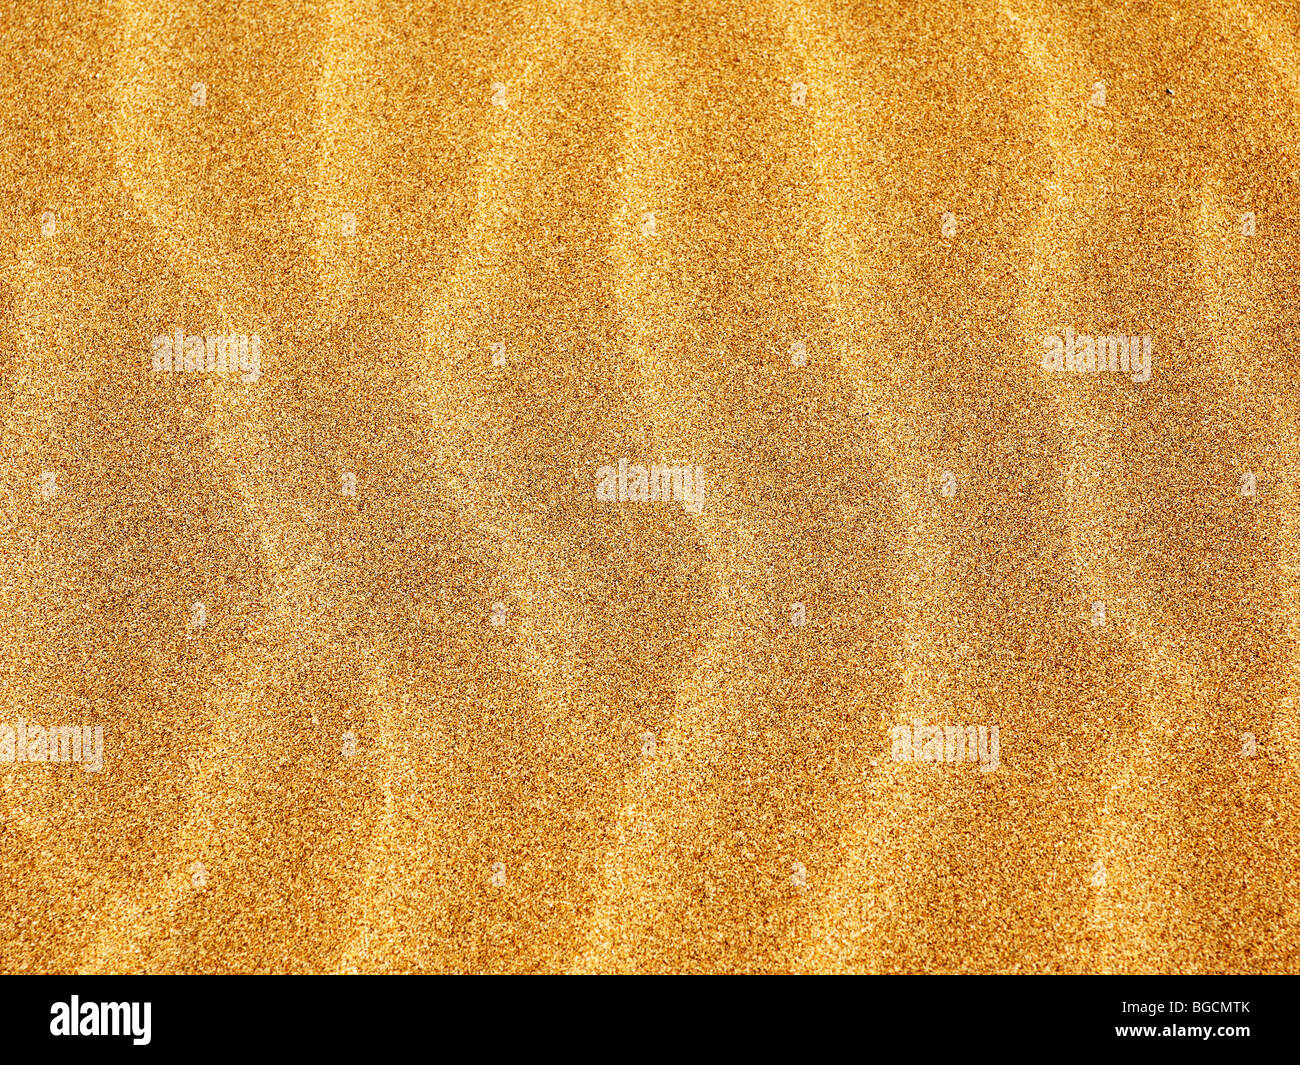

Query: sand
left=0, top=0, right=1298, bottom=974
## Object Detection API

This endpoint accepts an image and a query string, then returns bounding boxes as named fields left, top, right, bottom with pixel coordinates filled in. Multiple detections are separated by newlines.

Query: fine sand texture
left=1, top=0, right=1298, bottom=973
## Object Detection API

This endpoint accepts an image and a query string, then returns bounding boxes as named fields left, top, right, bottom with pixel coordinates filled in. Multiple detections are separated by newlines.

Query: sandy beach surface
left=1, top=0, right=1298, bottom=973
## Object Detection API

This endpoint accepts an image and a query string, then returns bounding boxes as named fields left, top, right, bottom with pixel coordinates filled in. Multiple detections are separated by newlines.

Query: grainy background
left=1, top=0, right=1298, bottom=973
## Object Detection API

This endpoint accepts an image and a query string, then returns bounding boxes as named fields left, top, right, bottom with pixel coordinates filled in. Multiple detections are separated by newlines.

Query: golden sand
left=0, top=0, right=1298, bottom=974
